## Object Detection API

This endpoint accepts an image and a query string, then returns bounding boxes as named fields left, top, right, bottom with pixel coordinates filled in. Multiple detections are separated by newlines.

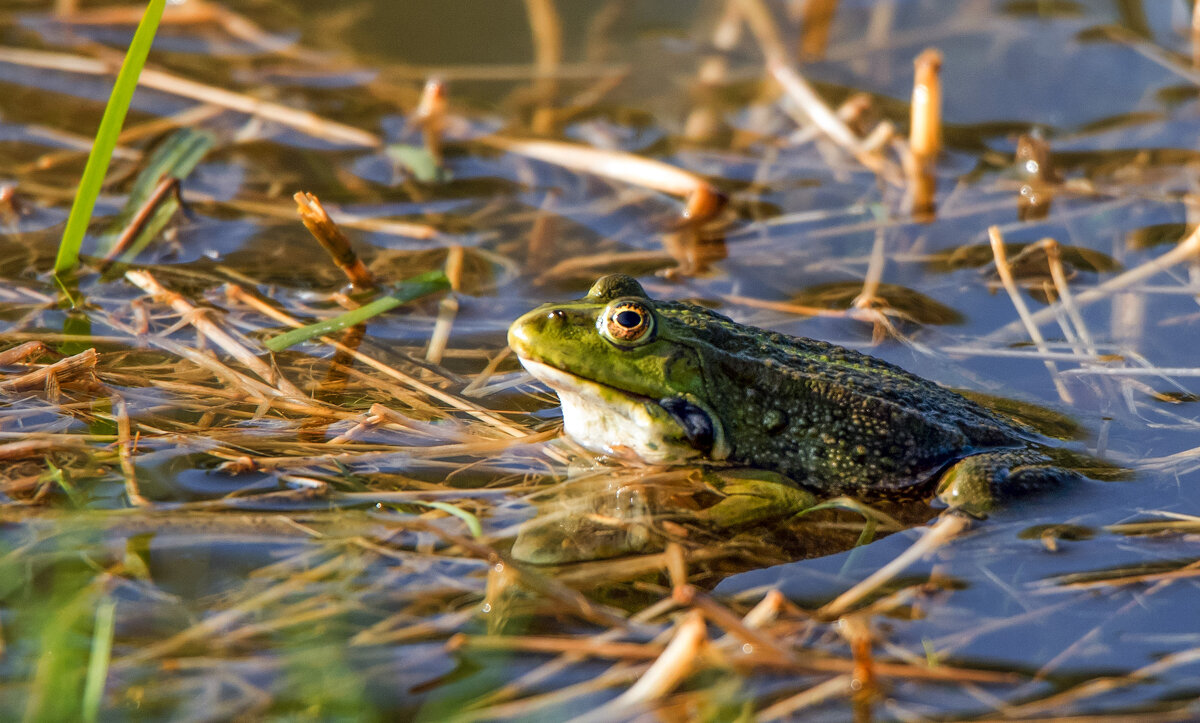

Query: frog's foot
left=935, top=449, right=1082, bottom=517
left=699, top=468, right=817, bottom=528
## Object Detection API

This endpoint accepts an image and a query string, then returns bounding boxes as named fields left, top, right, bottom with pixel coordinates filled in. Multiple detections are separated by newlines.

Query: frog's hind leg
left=935, top=448, right=1082, bottom=516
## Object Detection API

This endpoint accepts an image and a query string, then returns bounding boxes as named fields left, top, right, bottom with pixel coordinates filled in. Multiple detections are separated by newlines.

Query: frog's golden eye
left=602, top=301, right=654, bottom=345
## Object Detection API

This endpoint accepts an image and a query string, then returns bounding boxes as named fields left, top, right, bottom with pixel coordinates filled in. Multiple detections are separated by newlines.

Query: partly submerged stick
left=125, top=270, right=306, bottom=398
left=114, top=394, right=150, bottom=507
left=230, top=284, right=529, bottom=437
left=293, top=192, right=376, bottom=290
left=99, top=128, right=215, bottom=263
left=0, top=348, right=97, bottom=393
left=988, top=226, right=1073, bottom=404
left=819, top=512, right=970, bottom=618
left=0, top=45, right=379, bottom=148
left=480, top=136, right=726, bottom=224
left=574, top=611, right=709, bottom=722
left=987, top=221, right=1200, bottom=341
left=907, top=48, right=942, bottom=217
left=909, top=48, right=943, bottom=160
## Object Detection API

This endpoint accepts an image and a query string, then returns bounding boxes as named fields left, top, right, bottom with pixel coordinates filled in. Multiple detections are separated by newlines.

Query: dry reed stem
left=741, top=589, right=785, bottom=628
left=906, top=48, right=942, bottom=217
left=523, top=0, right=563, bottom=135
left=103, top=176, right=179, bottom=263
left=525, top=190, right=559, bottom=271
left=456, top=665, right=649, bottom=723
left=909, top=49, right=942, bottom=159
left=383, top=60, right=632, bottom=83
left=0, top=348, right=97, bottom=393
left=683, top=0, right=742, bottom=143
left=426, top=247, right=462, bottom=364
left=735, top=0, right=897, bottom=181
left=125, top=271, right=306, bottom=398
left=481, top=136, right=726, bottom=224
left=723, top=292, right=887, bottom=322
left=350, top=608, right=476, bottom=647
left=209, top=196, right=440, bottom=240
left=797, top=0, right=839, bottom=60
left=223, top=284, right=531, bottom=438
left=456, top=635, right=662, bottom=661
left=973, top=709, right=1199, bottom=723
left=16, top=124, right=138, bottom=173
left=819, top=512, right=969, bottom=618
left=462, top=597, right=680, bottom=713
left=55, top=0, right=324, bottom=60
left=758, top=674, right=853, bottom=721
left=0, top=45, right=379, bottom=147
left=461, top=348, right=512, bottom=398
left=25, top=103, right=224, bottom=174
left=115, top=553, right=348, bottom=667
left=987, top=226, right=1074, bottom=404
left=1036, top=559, right=1200, bottom=591
left=415, top=78, right=447, bottom=162
left=113, top=394, right=150, bottom=506
left=788, top=94, right=875, bottom=146
left=665, top=542, right=688, bottom=591
left=851, top=229, right=894, bottom=340
left=553, top=547, right=731, bottom=588
left=211, top=430, right=557, bottom=471
left=840, top=613, right=878, bottom=705
left=1194, top=0, right=1200, bottom=67
left=329, top=364, right=446, bottom=417
left=604, top=610, right=708, bottom=709
left=989, top=221, right=1200, bottom=341
left=353, top=402, right=479, bottom=443
left=0, top=341, right=47, bottom=365
left=734, top=0, right=849, bottom=147
left=0, top=437, right=88, bottom=460
left=293, top=192, right=376, bottom=289
left=999, top=646, right=1200, bottom=718
left=19, top=173, right=441, bottom=240
left=133, top=376, right=350, bottom=419
left=222, top=598, right=359, bottom=644
left=0, top=333, right=125, bottom=345
left=677, top=585, right=793, bottom=663
left=534, top=250, right=676, bottom=285
left=1041, top=238, right=1097, bottom=356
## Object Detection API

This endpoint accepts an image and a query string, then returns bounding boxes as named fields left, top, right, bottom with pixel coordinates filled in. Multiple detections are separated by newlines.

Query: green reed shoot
left=54, top=0, right=167, bottom=278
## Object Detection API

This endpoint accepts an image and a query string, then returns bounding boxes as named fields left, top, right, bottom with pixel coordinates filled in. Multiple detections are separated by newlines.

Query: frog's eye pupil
left=615, top=310, right=642, bottom=328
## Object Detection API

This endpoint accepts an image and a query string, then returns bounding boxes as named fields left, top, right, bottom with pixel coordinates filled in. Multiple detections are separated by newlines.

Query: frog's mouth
left=518, top=358, right=729, bottom=464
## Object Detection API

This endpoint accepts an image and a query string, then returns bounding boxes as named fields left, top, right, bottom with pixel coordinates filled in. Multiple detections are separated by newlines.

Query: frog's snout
left=509, top=307, right=569, bottom=356
left=507, top=315, right=531, bottom=354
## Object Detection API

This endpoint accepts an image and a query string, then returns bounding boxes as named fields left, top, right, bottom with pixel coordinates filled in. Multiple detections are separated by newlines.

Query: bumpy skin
left=509, top=275, right=1066, bottom=506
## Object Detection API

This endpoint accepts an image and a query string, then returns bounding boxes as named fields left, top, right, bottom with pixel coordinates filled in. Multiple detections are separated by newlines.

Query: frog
left=507, top=274, right=1109, bottom=563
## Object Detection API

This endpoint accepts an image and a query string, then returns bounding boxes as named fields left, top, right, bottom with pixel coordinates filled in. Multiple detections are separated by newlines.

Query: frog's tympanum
left=508, top=274, right=1110, bottom=564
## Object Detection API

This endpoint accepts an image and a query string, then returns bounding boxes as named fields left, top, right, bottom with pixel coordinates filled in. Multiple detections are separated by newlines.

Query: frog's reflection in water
left=510, top=465, right=939, bottom=572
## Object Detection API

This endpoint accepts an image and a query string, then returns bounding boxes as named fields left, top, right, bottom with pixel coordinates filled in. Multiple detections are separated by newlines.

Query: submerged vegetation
left=0, top=1, right=1197, bottom=720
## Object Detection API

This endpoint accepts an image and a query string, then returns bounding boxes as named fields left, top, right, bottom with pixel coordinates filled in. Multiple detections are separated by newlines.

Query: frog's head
left=508, top=274, right=729, bottom=465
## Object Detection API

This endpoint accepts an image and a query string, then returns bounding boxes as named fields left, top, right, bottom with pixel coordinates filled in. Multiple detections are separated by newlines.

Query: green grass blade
left=53, top=0, right=167, bottom=277
left=82, top=600, right=117, bottom=723
left=264, top=270, right=449, bottom=351
left=403, top=501, right=483, bottom=538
